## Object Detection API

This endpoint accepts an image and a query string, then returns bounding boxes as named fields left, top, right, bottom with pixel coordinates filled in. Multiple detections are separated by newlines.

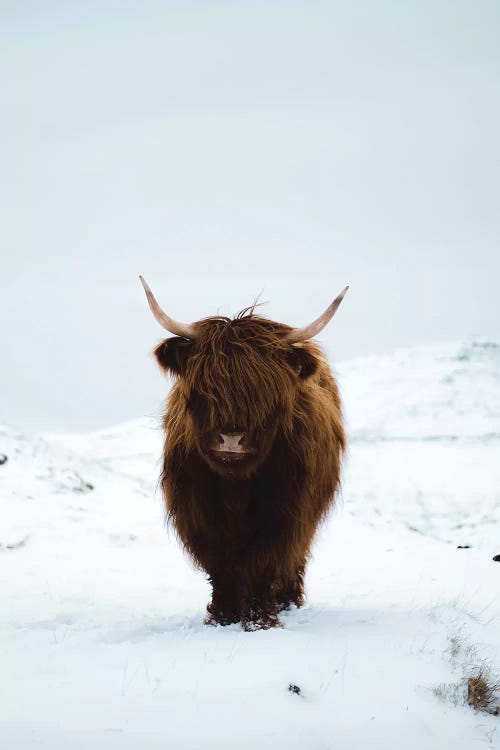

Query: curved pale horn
left=285, top=286, right=349, bottom=343
left=139, top=276, right=197, bottom=339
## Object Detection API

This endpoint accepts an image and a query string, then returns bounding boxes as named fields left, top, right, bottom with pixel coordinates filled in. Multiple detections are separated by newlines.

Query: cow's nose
left=218, top=433, right=246, bottom=453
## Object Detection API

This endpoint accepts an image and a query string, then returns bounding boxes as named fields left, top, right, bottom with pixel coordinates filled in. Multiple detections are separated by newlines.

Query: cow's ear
left=288, top=345, right=319, bottom=380
left=154, top=337, right=194, bottom=376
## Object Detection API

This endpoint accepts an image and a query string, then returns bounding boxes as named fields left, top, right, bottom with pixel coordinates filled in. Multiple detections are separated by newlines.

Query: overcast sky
left=1, top=1, right=499, bottom=432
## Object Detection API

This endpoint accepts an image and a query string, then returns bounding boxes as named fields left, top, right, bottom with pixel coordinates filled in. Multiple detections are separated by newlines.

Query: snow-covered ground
left=1, top=339, right=499, bottom=748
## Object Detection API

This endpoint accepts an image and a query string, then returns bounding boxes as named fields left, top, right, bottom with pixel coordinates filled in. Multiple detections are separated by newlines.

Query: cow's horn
left=285, top=286, right=349, bottom=343
left=139, top=276, right=197, bottom=339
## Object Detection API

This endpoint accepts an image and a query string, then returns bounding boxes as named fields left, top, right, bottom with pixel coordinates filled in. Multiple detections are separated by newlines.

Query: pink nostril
left=218, top=433, right=246, bottom=452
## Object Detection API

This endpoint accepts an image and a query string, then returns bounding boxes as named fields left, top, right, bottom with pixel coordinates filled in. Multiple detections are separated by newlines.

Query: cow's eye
left=287, top=347, right=318, bottom=380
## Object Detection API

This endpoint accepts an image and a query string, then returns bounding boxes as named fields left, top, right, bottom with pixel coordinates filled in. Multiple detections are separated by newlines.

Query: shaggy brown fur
left=152, top=312, right=345, bottom=630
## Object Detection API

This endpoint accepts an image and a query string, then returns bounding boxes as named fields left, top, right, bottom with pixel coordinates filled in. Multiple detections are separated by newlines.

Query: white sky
left=1, top=1, right=499, bottom=432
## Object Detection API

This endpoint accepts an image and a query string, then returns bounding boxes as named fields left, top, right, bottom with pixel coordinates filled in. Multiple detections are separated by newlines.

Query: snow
left=1, top=338, right=500, bottom=748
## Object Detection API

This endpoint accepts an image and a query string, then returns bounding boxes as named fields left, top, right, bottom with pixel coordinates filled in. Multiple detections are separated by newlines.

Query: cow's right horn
left=139, top=276, right=197, bottom=339
left=284, top=286, right=349, bottom=343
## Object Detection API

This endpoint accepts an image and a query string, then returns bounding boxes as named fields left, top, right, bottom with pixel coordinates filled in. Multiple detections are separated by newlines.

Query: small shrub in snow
left=435, top=668, right=500, bottom=715
left=467, top=667, right=500, bottom=715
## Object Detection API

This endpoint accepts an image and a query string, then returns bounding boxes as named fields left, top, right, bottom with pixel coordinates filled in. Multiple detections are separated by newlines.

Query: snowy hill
left=337, top=339, right=500, bottom=550
left=338, top=338, right=500, bottom=441
left=1, top=339, right=499, bottom=748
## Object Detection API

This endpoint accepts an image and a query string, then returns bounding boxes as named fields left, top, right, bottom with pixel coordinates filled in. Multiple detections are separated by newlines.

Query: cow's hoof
left=277, top=598, right=303, bottom=613
left=242, top=611, right=283, bottom=631
left=204, top=605, right=239, bottom=627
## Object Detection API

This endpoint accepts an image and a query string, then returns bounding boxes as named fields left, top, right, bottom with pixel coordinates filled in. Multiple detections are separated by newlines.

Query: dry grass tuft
left=435, top=636, right=500, bottom=716
left=467, top=667, right=500, bottom=715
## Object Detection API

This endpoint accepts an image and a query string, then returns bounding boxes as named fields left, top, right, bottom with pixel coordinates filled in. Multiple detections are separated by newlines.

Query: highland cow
left=140, top=276, right=348, bottom=630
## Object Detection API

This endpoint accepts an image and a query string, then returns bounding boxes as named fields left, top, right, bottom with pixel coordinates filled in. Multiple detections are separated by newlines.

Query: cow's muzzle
left=209, top=432, right=254, bottom=458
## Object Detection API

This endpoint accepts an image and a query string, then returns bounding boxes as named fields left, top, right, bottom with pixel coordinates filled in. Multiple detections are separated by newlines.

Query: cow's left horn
left=139, top=276, right=197, bottom=339
left=284, top=286, right=349, bottom=343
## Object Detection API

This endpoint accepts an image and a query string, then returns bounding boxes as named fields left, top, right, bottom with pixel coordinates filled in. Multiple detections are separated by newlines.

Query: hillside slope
left=338, top=338, right=500, bottom=440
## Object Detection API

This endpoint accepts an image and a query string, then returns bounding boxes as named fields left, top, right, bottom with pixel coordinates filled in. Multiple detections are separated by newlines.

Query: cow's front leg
left=205, top=572, right=243, bottom=626
left=241, top=572, right=283, bottom=631
left=276, top=561, right=306, bottom=612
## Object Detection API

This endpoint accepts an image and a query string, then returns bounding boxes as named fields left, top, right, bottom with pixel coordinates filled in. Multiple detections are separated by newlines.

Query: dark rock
left=0, top=536, right=28, bottom=551
left=0, top=454, right=8, bottom=465
left=493, top=555, right=500, bottom=562
left=457, top=545, right=471, bottom=549
left=288, top=684, right=301, bottom=695
left=74, top=478, right=94, bottom=493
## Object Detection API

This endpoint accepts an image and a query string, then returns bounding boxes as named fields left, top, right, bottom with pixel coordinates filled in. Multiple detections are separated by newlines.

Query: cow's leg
left=205, top=572, right=243, bottom=626
left=276, top=561, right=306, bottom=612
left=241, top=570, right=282, bottom=631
